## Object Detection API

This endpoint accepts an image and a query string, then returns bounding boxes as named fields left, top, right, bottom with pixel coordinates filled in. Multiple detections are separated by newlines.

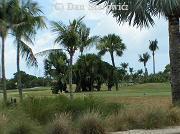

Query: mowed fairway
left=0, top=83, right=172, bottom=107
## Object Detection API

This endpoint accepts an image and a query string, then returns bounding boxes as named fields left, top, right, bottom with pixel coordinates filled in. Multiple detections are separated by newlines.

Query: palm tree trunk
left=69, top=53, right=73, bottom=99
left=17, top=42, right=23, bottom=102
left=80, top=51, right=83, bottom=56
left=80, top=47, right=83, bottom=56
left=110, top=52, right=118, bottom=91
left=144, top=63, right=148, bottom=76
left=168, top=16, right=180, bottom=105
left=1, top=36, right=7, bottom=103
left=153, top=52, right=155, bottom=74
left=144, top=63, right=146, bottom=76
left=110, top=52, right=115, bottom=68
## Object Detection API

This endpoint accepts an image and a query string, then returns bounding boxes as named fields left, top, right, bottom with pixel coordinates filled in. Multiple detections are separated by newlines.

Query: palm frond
left=35, top=49, right=63, bottom=57
left=149, top=39, right=159, bottom=52
left=18, top=40, right=38, bottom=67
left=90, top=0, right=180, bottom=28
left=98, top=49, right=107, bottom=56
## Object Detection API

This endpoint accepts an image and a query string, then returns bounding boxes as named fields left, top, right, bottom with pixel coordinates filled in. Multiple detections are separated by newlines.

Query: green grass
left=0, top=83, right=172, bottom=109
left=4, top=83, right=171, bottom=98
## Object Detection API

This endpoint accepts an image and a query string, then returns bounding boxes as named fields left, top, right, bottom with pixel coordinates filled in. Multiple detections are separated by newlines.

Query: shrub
left=62, top=97, right=102, bottom=118
left=47, top=113, right=71, bottom=134
left=79, top=112, right=105, bottom=134
left=166, top=107, right=180, bottom=126
left=0, top=113, right=8, bottom=134
left=7, top=113, right=42, bottom=134
left=19, top=95, right=125, bottom=125
left=142, top=107, right=167, bottom=129
left=20, top=96, right=58, bottom=124
left=102, top=103, right=125, bottom=116
left=106, top=107, right=173, bottom=131
left=105, top=109, right=140, bottom=131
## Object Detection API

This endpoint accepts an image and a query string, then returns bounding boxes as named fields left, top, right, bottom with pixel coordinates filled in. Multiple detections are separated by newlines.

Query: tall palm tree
left=51, top=17, right=84, bottom=99
left=11, top=0, right=46, bottom=102
left=0, top=0, right=15, bottom=103
left=97, top=34, right=126, bottom=91
left=90, top=0, right=180, bottom=104
left=149, top=39, right=159, bottom=75
left=79, top=24, right=98, bottom=56
left=139, top=52, right=151, bottom=76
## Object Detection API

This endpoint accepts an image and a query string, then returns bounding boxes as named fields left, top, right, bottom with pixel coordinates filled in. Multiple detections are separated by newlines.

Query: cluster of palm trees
left=38, top=17, right=99, bottom=99
left=139, top=39, right=159, bottom=76
left=91, top=0, right=180, bottom=105
left=39, top=18, right=126, bottom=97
left=97, top=34, right=126, bottom=91
left=0, top=0, right=45, bottom=103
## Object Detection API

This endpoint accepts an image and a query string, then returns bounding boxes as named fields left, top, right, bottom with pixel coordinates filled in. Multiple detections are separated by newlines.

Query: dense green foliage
left=74, top=54, right=115, bottom=92
left=43, top=49, right=170, bottom=93
left=6, top=71, right=50, bottom=90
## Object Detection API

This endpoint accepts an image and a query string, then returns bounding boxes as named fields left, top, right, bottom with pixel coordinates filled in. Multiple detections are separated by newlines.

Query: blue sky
left=5, top=0, right=169, bottom=79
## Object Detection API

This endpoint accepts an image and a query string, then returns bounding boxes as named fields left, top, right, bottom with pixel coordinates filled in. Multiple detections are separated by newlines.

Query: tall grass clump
left=166, top=107, right=180, bottom=126
left=105, top=109, right=140, bottom=131
left=141, top=107, right=167, bottom=129
left=78, top=112, right=105, bottom=134
left=19, top=96, right=61, bottom=124
left=0, top=113, right=8, bottom=134
left=106, top=106, right=180, bottom=132
left=47, top=113, right=71, bottom=134
left=19, top=95, right=124, bottom=124
left=7, top=111, right=42, bottom=134
left=62, top=96, right=102, bottom=118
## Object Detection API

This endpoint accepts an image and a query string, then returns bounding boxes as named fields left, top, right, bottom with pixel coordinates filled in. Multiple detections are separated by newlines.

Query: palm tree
left=0, top=0, right=16, bottom=103
left=129, top=67, right=134, bottom=82
left=51, top=17, right=84, bottom=99
left=79, top=24, right=98, bottom=56
left=75, top=54, right=103, bottom=91
left=149, top=39, right=159, bottom=75
left=44, top=51, right=68, bottom=93
left=11, top=0, right=46, bottom=101
left=137, top=69, right=143, bottom=76
left=90, top=0, right=180, bottom=104
left=97, top=34, right=126, bottom=90
left=120, top=62, right=129, bottom=82
left=129, top=67, right=134, bottom=75
left=121, top=62, right=129, bottom=71
left=139, top=52, right=151, bottom=76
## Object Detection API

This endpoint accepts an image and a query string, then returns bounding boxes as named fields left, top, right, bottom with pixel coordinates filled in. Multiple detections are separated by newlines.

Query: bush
left=105, top=109, right=140, bottom=131
left=47, top=113, right=71, bottom=134
left=79, top=112, right=105, bottom=134
left=166, top=107, right=180, bottom=126
left=7, top=112, right=42, bottom=134
left=143, top=73, right=169, bottom=83
left=142, top=107, right=167, bottom=129
left=20, top=97, right=57, bottom=124
left=19, top=95, right=124, bottom=124
left=0, top=113, right=8, bottom=134
left=105, top=106, right=180, bottom=131
left=6, top=79, right=16, bottom=90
